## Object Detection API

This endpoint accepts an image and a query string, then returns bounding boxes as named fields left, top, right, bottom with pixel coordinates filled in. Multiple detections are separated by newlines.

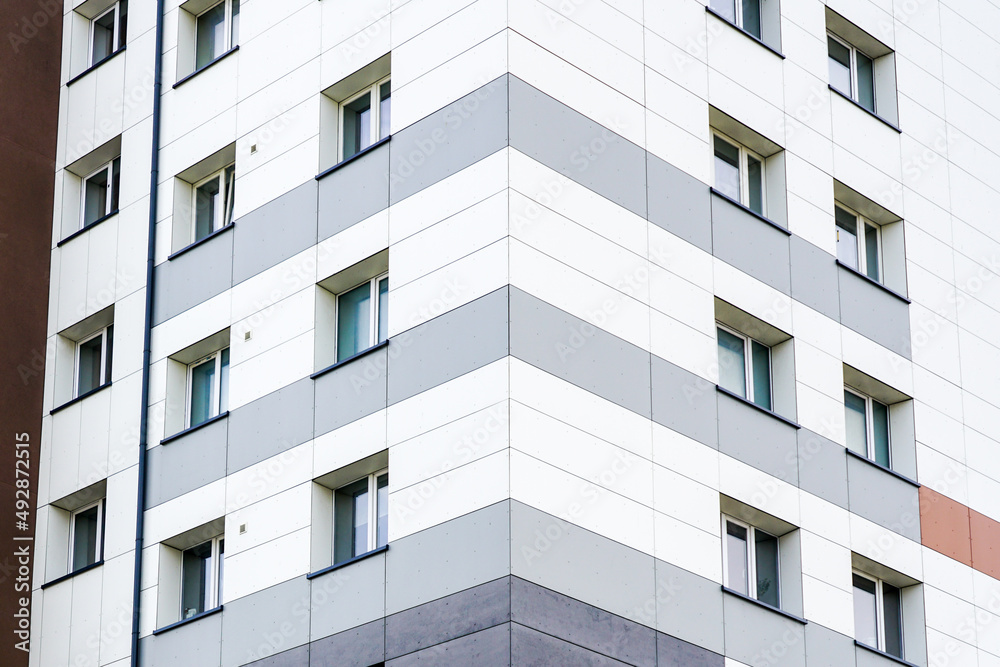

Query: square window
left=336, top=275, right=388, bottom=363
left=44, top=481, right=108, bottom=583
left=835, top=204, right=882, bottom=283
left=713, top=132, right=766, bottom=216
left=841, top=364, right=914, bottom=477
left=76, top=324, right=113, bottom=396
left=319, top=55, right=391, bottom=171
left=340, top=78, right=391, bottom=161
left=825, top=9, right=898, bottom=125
left=828, top=33, right=876, bottom=113
left=717, top=324, right=771, bottom=411
left=195, top=0, right=239, bottom=70
left=333, top=471, right=388, bottom=564
left=853, top=572, right=904, bottom=658
left=69, top=499, right=104, bottom=572
left=723, top=515, right=780, bottom=608
left=81, top=157, right=121, bottom=229
left=181, top=535, right=224, bottom=619
left=192, top=164, right=235, bottom=243
left=188, top=348, right=229, bottom=428
left=164, top=329, right=230, bottom=438
left=90, top=0, right=127, bottom=67
left=710, top=0, right=761, bottom=39
left=844, top=388, right=890, bottom=468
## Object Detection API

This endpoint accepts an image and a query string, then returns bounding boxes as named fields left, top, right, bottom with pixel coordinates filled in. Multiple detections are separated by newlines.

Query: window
left=841, top=365, right=915, bottom=478
left=181, top=535, right=224, bottom=619
left=336, top=275, right=388, bottom=363
left=713, top=132, right=765, bottom=216
left=90, top=0, right=127, bottom=66
left=188, top=348, right=229, bottom=428
left=853, top=572, right=903, bottom=658
left=828, top=34, right=875, bottom=113
left=69, top=499, right=104, bottom=572
left=81, top=158, right=121, bottom=229
left=835, top=204, right=881, bottom=282
left=340, top=78, right=391, bottom=161
left=844, top=388, right=890, bottom=468
left=722, top=515, right=779, bottom=608
left=76, top=324, right=113, bottom=397
left=717, top=324, right=771, bottom=411
left=193, top=164, right=235, bottom=243
left=710, top=0, right=761, bottom=39
left=334, top=471, right=388, bottom=564
left=195, top=0, right=239, bottom=70
left=824, top=8, right=898, bottom=125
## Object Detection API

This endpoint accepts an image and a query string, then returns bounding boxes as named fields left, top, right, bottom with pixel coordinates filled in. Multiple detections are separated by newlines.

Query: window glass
left=853, top=574, right=878, bottom=649
left=883, top=582, right=903, bottom=658
left=78, top=334, right=104, bottom=394
left=377, top=277, right=388, bottom=344
left=84, top=168, right=110, bottom=227
left=741, top=0, right=761, bottom=38
left=747, top=155, right=763, bottom=215
left=110, top=158, right=121, bottom=214
left=219, top=348, right=230, bottom=414
left=872, top=399, right=890, bottom=468
left=230, top=0, right=240, bottom=47
left=856, top=51, right=875, bottom=112
left=754, top=530, right=779, bottom=608
left=828, top=37, right=852, bottom=96
left=333, top=479, right=363, bottom=564
left=337, top=283, right=372, bottom=362
left=190, top=357, right=217, bottom=427
left=195, top=175, right=221, bottom=241
left=376, top=473, right=389, bottom=549
left=836, top=207, right=859, bottom=269
left=217, top=539, right=225, bottom=603
left=717, top=328, right=746, bottom=399
left=864, top=222, right=880, bottom=282
left=223, top=165, right=236, bottom=228
left=196, top=3, right=226, bottom=70
left=379, top=81, right=391, bottom=140
left=713, top=136, right=741, bottom=202
left=709, top=0, right=736, bottom=23
left=351, top=482, right=370, bottom=557
left=92, top=9, right=115, bottom=65
left=72, top=505, right=100, bottom=571
left=104, top=324, right=114, bottom=384
left=343, top=93, right=372, bottom=159
left=844, top=391, right=868, bottom=456
left=751, top=340, right=771, bottom=410
left=725, top=521, right=749, bottom=596
left=181, top=541, right=213, bottom=619
left=118, top=0, right=128, bottom=49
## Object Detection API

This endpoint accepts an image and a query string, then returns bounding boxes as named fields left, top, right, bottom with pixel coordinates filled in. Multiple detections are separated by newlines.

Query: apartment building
left=30, top=0, right=1000, bottom=666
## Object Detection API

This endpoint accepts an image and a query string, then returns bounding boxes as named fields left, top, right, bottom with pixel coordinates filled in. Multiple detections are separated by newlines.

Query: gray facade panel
left=387, top=287, right=509, bottom=406
left=221, top=577, right=312, bottom=667
left=509, top=501, right=655, bottom=626
left=147, top=417, right=229, bottom=508
left=509, top=76, right=647, bottom=218
left=247, top=644, right=308, bottom=667
left=510, top=577, right=656, bottom=667
left=385, top=500, right=512, bottom=615
left=789, top=236, right=840, bottom=321
left=856, top=645, right=904, bottom=667
left=647, top=154, right=712, bottom=253
left=511, top=623, right=633, bottom=667
left=711, top=193, right=791, bottom=295
left=509, top=287, right=652, bottom=419
left=153, top=229, right=234, bottom=325
left=227, top=378, right=315, bottom=474
left=318, top=142, right=390, bottom=242
left=310, top=619, right=385, bottom=667
left=650, top=356, right=718, bottom=448
left=846, top=454, right=921, bottom=542
left=140, top=612, right=223, bottom=667
left=837, top=266, right=911, bottom=358
left=804, top=623, right=857, bottom=667
left=387, top=576, right=510, bottom=659
left=797, top=429, right=849, bottom=509
left=653, top=559, right=725, bottom=655
left=656, top=632, right=724, bottom=667
left=233, top=179, right=318, bottom=284
left=314, top=346, right=388, bottom=437
left=722, top=593, right=806, bottom=667
left=386, top=624, right=511, bottom=667
left=717, top=391, right=799, bottom=485
left=389, top=76, right=509, bottom=206
left=310, top=550, right=387, bottom=643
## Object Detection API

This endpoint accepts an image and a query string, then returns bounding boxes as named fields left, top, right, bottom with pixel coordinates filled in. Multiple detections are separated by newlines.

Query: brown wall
left=0, top=0, right=63, bottom=663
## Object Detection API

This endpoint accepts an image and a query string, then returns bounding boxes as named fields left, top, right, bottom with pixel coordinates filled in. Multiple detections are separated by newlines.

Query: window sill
left=173, top=46, right=239, bottom=89
left=721, top=586, right=807, bottom=625
left=167, top=223, right=235, bottom=261
left=828, top=85, right=902, bottom=134
left=710, top=188, right=790, bottom=236
left=67, top=47, right=127, bottom=86
left=835, top=260, right=910, bottom=304
left=57, top=210, right=120, bottom=247
left=306, top=545, right=388, bottom=580
left=311, top=340, right=388, bottom=380
left=704, top=7, right=785, bottom=59
left=854, top=641, right=919, bottom=667
left=40, top=560, right=104, bottom=589
left=153, top=606, right=223, bottom=636
left=315, top=135, right=392, bottom=181
left=716, top=385, right=801, bottom=429
left=160, top=411, right=229, bottom=446
left=51, top=382, right=113, bottom=415
left=846, top=449, right=920, bottom=488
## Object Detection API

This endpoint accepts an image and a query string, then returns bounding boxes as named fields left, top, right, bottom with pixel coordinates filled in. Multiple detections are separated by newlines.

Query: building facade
left=30, top=0, right=1000, bottom=666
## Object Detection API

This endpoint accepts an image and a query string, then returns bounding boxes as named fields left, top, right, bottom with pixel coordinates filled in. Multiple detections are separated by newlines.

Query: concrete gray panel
left=856, top=644, right=904, bottom=667
left=234, top=180, right=318, bottom=284
left=511, top=623, right=632, bottom=667
left=711, top=193, right=791, bottom=294
left=509, top=287, right=651, bottom=418
left=846, top=454, right=920, bottom=542
left=797, top=429, right=849, bottom=509
left=147, top=417, right=228, bottom=507
left=319, top=142, right=389, bottom=242
left=789, top=237, right=840, bottom=321
left=650, top=356, right=718, bottom=448
left=654, top=559, right=724, bottom=654
left=509, top=501, right=655, bottom=625
left=387, top=287, right=509, bottom=406
left=717, top=391, right=798, bottom=485
left=647, top=154, right=712, bottom=252
left=310, top=619, right=385, bottom=667
left=140, top=611, right=223, bottom=667
left=314, top=345, right=387, bottom=437
left=227, top=378, right=315, bottom=474
left=385, top=500, right=511, bottom=615
left=247, top=644, right=308, bottom=667
left=656, top=632, right=724, bottom=667
left=310, top=550, right=387, bottom=642
left=509, top=76, right=646, bottom=218
left=153, top=228, right=234, bottom=325
left=510, top=577, right=655, bottom=667
left=386, top=624, right=511, bottom=666
left=722, top=592, right=806, bottom=667
left=221, top=577, right=312, bottom=667
left=804, top=623, right=857, bottom=667
left=387, top=576, right=510, bottom=659
left=389, top=76, right=509, bottom=206
left=837, top=266, right=911, bottom=359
